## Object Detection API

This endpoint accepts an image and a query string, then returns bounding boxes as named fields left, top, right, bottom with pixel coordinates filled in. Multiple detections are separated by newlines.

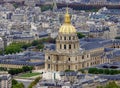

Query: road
left=15, top=78, right=33, bottom=88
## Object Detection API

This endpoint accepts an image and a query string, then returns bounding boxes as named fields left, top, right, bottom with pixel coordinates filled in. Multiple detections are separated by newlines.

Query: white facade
left=0, top=74, right=12, bottom=88
left=0, top=37, right=4, bottom=49
left=42, top=72, right=61, bottom=80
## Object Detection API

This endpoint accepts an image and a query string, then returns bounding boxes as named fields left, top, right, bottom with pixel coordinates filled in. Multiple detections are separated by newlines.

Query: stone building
left=45, top=8, right=109, bottom=72
left=0, top=74, right=11, bottom=88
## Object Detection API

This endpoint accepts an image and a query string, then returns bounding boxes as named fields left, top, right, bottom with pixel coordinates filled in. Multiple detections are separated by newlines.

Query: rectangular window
left=64, top=45, right=66, bottom=49
left=82, top=56, right=84, bottom=59
left=48, top=64, right=50, bottom=69
left=48, top=56, right=50, bottom=60
left=68, top=58, right=70, bottom=61
left=69, top=37, right=71, bottom=40
left=68, top=65, right=70, bottom=70
left=64, top=37, right=66, bottom=40
left=69, top=44, right=71, bottom=49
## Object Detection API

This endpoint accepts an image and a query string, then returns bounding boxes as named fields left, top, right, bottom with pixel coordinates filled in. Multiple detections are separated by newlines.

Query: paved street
left=15, top=79, right=33, bottom=88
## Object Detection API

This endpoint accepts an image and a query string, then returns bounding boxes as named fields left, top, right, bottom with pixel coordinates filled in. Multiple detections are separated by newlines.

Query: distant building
left=37, top=72, right=108, bottom=88
left=0, top=37, right=4, bottom=49
left=89, top=0, right=107, bottom=4
left=24, top=0, right=36, bottom=7
left=0, top=51, right=45, bottom=70
left=45, top=8, right=109, bottom=72
left=0, top=74, right=12, bottom=88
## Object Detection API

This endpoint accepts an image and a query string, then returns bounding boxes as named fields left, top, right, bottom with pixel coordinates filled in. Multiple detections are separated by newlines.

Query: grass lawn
left=20, top=73, right=40, bottom=78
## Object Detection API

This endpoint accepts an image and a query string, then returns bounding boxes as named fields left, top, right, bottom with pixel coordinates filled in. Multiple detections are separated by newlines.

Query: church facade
left=45, top=8, right=109, bottom=72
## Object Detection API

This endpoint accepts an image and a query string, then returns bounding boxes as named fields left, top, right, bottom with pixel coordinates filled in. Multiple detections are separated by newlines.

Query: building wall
left=0, top=64, right=44, bottom=70
left=0, top=74, right=11, bottom=88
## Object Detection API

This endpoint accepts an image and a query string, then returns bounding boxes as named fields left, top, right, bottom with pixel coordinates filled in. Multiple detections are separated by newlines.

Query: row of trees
left=0, top=67, right=7, bottom=71
left=115, top=36, right=120, bottom=39
left=3, top=34, right=85, bottom=54
left=12, top=79, right=24, bottom=88
left=32, top=37, right=55, bottom=46
left=40, top=5, right=53, bottom=11
left=5, top=42, right=24, bottom=54
left=88, top=68, right=120, bottom=75
left=8, top=66, right=33, bottom=75
left=28, top=77, right=41, bottom=88
left=97, top=81, right=120, bottom=88
left=2, top=37, right=55, bottom=54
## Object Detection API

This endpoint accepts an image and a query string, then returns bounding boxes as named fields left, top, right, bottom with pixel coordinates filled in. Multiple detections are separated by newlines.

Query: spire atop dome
left=64, top=7, right=71, bottom=24
left=59, top=7, right=76, bottom=34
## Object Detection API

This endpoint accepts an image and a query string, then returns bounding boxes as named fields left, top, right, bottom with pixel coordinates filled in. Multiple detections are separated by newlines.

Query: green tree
left=22, top=43, right=31, bottom=50
left=77, top=32, right=85, bottom=39
left=115, top=36, right=120, bottom=39
left=0, top=50, right=3, bottom=55
left=97, top=81, right=120, bottom=88
left=98, top=69, right=104, bottom=74
left=41, top=5, right=53, bottom=11
left=12, top=79, right=18, bottom=85
left=88, top=68, right=98, bottom=74
left=36, top=44, right=44, bottom=49
left=78, top=69, right=85, bottom=73
left=104, top=69, right=110, bottom=74
left=12, top=83, right=24, bottom=88
left=5, top=42, right=23, bottom=54
left=28, top=77, right=41, bottom=88
left=31, top=40, right=39, bottom=46
left=13, top=3, right=18, bottom=8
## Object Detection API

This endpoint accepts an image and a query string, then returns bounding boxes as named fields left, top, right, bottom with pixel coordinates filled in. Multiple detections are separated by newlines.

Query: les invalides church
left=45, top=8, right=109, bottom=72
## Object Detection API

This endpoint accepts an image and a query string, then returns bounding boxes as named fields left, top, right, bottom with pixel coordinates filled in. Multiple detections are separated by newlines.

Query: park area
left=19, top=72, right=41, bottom=78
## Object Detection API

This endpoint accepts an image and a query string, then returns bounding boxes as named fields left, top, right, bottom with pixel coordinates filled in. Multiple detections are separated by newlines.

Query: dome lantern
left=59, top=7, right=76, bottom=34
left=64, top=7, right=71, bottom=24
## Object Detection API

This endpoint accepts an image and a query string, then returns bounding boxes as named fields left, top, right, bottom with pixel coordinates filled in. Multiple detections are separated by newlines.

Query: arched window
left=48, top=64, right=50, bottom=69
left=48, top=56, right=50, bottom=60
left=64, top=45, right=66, bottom=49
left=68, top=58, right=70, bottom=61
left=69, top=44, right=71, bottom=49
left=69, top=37, right=71, bottom=40
left=64, top=36, right=66, bottom=40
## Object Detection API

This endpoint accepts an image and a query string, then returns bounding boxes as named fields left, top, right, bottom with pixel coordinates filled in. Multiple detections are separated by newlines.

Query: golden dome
left=59, top=8, right=76, bottom=34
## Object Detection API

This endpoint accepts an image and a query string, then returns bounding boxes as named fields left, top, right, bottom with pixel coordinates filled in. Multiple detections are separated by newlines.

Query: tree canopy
left=8, top=66, right=33, bottom=75
left=77, top=32, right=85, bottom=39
left=12, top=79, right=24, bottom=88
left=88, top=68, right=120, bottom=75
left=97, top=81, right=120, bottom=88
left=28, top=77, right=41, bottom=88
